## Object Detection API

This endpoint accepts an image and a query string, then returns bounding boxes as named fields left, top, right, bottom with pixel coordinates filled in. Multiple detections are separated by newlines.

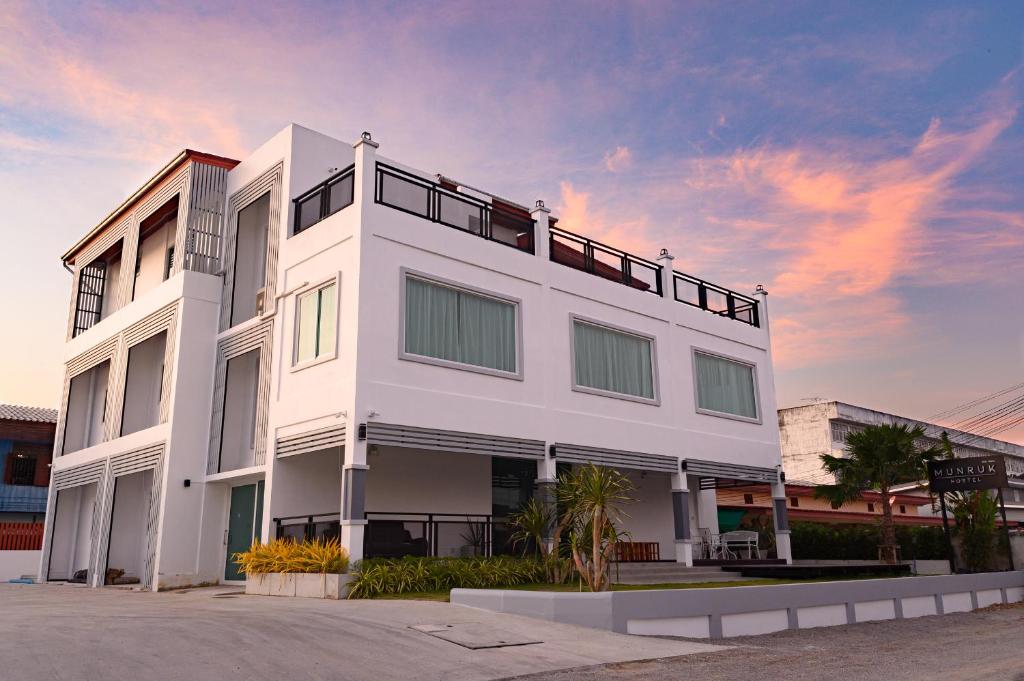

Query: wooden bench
left=614, top=541, right=660, bottom=562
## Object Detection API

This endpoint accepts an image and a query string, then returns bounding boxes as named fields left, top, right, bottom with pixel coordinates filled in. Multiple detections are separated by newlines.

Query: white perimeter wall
left=0, top=551, right=42, bottom=580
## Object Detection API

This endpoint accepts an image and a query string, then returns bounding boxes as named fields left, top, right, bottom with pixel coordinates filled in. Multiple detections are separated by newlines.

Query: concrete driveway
left=0, top=584, right=721, bottom=681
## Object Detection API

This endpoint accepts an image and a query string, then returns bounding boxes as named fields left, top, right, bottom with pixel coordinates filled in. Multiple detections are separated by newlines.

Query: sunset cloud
left=1, top=1, right=1021, bottom=441
left=603, top=146, right=633, bottom=172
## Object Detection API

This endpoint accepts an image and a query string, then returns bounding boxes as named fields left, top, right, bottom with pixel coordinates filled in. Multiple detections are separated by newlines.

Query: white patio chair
left=721, top=530, right=760, bottom=559
left=698, top=527, right=723, bottom=560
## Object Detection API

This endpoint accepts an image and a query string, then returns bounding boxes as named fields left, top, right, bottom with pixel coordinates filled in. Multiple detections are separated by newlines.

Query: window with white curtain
left=294, top=281, right=338, bottom=365
left=402, top=274, right=519, bottom=376
left=572, top=319, right=656, bottom=401
left=693, top=350, right=758, bottom=420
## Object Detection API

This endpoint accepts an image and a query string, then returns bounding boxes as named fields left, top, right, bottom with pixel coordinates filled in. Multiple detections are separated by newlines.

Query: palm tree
left=558, top=463, right=633, bottom=591
left=814, top=423, right=940, bottom=564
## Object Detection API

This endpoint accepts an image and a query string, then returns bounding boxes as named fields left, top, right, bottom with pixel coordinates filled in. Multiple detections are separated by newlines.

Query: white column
left=340, top=428, right=369, bottom=563
left=535, top=450, right=557, bottom=553
left=771, top=475, right=793, bottom=564
left=671, top=469, right=694, bottom=566
left=531, top=200, right=551, bottom=261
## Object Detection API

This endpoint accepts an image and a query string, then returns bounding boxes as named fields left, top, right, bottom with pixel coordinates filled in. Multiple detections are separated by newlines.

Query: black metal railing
left=292, top=165, right=356, bottom=236
left=273, top=512, right=341, bottom=542
left=549, top=226, right=663, bottom=296
left=672, top=271, right=759, bottom=327
left=72, top=259, right=107, bottom=337
left=374, top=163, right=536, bottom=254
left=364, top=511, right=494, bottom=559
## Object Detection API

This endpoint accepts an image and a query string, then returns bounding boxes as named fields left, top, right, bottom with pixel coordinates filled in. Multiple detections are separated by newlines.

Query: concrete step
left=613, top=565, right=725, bottom=575
left=611, top=564, right=747, bottom=585
left=615, top=574, right=747, bottom=585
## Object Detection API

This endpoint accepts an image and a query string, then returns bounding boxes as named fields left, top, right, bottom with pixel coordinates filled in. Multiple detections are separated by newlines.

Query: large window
left=571, top=318, right=656, bottom=402
left=230, top=193, right=270, bottom=327
left=402, top=273, right=519, bottom=377
left=693, top=350, right=758, bottom=421
left=294, top=281, right=338, bottom=366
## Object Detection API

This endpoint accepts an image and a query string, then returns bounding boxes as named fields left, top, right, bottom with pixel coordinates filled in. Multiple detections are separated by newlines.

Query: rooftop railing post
left=751, top=284, right=768, bottom=332
left=531, top=200, right=551, bottom=261
left=352, top=130, right=380, bottom=226
left=656, top=249, right=674, bottom=302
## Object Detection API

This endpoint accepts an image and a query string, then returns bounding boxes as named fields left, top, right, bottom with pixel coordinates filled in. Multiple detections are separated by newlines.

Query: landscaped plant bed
left=234, top=538, right=351, bottom=600
left=245, top=572, right=354, bottom=600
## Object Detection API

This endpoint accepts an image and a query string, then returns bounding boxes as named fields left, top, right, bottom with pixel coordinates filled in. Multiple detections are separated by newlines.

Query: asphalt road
left=509, top=602, right=1024, bottom=681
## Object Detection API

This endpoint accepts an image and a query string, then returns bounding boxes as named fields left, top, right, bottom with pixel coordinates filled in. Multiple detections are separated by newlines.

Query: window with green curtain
left=573, top=320, right=654, bottom=399
left=404, top=276, right=517, bottom=373
left=295, top=281, right=337, bottom=364
left=694, top=351, right=757, bottom=419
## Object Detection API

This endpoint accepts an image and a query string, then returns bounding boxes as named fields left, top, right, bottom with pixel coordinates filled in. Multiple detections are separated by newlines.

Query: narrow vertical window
left=294, top=281, right=338, bottom=365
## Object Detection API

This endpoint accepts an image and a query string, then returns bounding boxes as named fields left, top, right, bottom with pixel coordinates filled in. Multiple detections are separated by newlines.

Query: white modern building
left=41, top=124, right=792, bottom=590
left=779, top=401, right=1024, bottom=523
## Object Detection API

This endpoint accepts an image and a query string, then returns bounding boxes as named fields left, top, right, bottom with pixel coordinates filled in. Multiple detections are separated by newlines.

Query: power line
left=928, top=382, right=1024, bottom=422
left=952, top=394, right=1024, bottom=433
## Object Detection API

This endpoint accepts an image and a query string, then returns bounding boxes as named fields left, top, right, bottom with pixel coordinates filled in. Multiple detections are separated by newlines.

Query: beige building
left=778, top=401, right=1024, bottom=524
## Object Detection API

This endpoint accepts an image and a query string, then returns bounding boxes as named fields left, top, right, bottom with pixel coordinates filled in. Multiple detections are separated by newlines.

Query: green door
left=225, top=482, right=264, bottom=581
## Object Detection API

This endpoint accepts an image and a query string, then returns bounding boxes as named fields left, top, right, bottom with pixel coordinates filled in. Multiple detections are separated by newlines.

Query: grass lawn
left=363, top=575, right=890, bottom=601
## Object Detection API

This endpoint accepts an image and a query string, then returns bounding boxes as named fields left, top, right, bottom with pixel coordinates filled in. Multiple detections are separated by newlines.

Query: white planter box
left=245, top=573, right=352, bottom=599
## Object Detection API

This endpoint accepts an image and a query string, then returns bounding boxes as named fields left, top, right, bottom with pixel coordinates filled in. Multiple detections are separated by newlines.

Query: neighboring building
left=778, top=401, right=1024, bottom=524
left=717, top=479, right=940, bottom=530
left=0, top=404, right=56, bottom=523
left=41, top=124, right=792, bottom=590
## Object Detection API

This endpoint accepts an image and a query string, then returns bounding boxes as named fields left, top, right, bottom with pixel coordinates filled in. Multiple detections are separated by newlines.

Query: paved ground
left=0, top=584, right=720, bottom=681
left=510, top=602, right=1024, bottom=681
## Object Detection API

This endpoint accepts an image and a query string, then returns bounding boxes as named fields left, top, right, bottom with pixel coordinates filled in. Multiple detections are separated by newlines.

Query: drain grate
left=410, top=624, right=541, bottom=650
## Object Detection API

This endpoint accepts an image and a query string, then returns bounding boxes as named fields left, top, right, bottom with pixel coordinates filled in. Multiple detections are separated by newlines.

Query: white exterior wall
left=48, top=124, right=788, bottom=587
left=351, top=148, right=779, bottom=468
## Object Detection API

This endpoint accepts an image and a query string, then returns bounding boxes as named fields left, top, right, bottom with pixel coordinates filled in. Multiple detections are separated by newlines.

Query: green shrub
left=790, top=522, right=946, bottom=561
left=347, top=556, right=547, bottom=598
left=233, top=538, right=350, bottom=575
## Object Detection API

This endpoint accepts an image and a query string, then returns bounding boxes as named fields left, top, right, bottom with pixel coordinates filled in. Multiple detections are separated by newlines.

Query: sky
left=1, top=1, right=1023, bottom=442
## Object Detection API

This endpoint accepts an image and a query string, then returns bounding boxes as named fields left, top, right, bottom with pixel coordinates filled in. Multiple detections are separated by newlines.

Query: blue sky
left=1, top=1, right=1022, bottom=440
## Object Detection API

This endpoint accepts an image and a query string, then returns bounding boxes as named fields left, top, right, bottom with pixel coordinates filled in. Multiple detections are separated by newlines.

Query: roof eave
left=61, top=149, right=240, bottom=264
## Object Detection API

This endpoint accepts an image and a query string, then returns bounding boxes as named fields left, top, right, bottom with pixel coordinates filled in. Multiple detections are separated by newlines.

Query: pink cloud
left=603, top=145, right=633, bottom=172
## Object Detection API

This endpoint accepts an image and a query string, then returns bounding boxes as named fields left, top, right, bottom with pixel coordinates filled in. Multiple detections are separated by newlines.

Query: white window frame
left=291, top=274, right=340, bottom=371
left=691, top=347, right=761, bottom=424
left=398, top=268, right=524, bottom=381
left=569, top=315, right=660, bottom=406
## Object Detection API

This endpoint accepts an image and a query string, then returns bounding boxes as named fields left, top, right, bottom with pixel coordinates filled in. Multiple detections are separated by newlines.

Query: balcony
left=374, top=163, right=536, bottom=254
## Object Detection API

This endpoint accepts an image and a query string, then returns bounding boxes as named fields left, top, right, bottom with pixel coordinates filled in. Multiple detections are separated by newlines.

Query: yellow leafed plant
left=233, top=538, right=350, bottom=575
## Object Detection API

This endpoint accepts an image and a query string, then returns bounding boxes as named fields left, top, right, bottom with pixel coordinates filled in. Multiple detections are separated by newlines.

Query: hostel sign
left=927, top=456, right=1008, bottom=493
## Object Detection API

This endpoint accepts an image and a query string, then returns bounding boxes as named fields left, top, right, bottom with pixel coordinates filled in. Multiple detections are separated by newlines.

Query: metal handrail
left=672, top=270, right=759, bottom=327
left=374, top=162, right=536, bottom=254
left=549, top=226, right=663, bottom=296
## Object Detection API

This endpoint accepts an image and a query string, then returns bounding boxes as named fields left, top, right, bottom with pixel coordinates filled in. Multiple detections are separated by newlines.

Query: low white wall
left=453, top=571, right=1024, bottom=640
left=0, top=551, right=42, bottom=581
